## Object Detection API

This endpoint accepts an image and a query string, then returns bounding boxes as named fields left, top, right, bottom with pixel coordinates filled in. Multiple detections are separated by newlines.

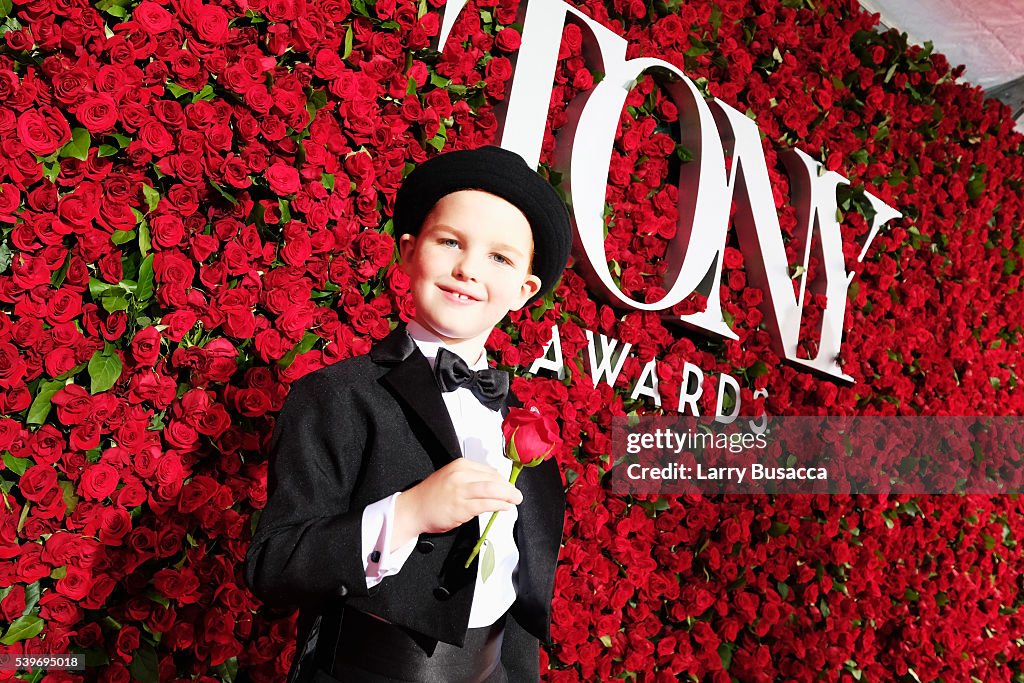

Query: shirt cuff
left=361, top=492, right=419, bottom=589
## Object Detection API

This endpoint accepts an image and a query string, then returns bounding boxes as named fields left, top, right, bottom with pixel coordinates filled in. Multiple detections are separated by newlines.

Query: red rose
left=77, top=94, right=119, bottom=134
left=115, top=477, right=147, bottom=508
left=178, top=475, right=217, bottom=513
left=354, top=230, right=395, bottom=277
left=20, top=464, right=59, bottom=502
left=131, top=327, right=162, bottom=366
left=80, top=463, right=119, bottom=500
left=99, top=507, right=132, bottom=546
left=153, top=567, right=200, bottom=603
left=0, top=70, right=18, bottom=101
left=0, top=183, right=19, bottom=221
left=115, top=624, right=141, bottom=661
left=160, top=309, right=199, bottom=342
left=495, top=28, right=522, bottom=52
left=265, top=161, right=300, bottom=195
left=138, top=120, right=175, bottom=156
left=58, top=188, right=100, bottom=228
left=5, top=27, right=32, bottom=51
left=485, top=56, right=512, bottom=85
left=102, top=310, right=128, bottom=342
left=192, top=5, right=230, bottom=43
left=153, top=250, right=196, bottom=290
left=0, top=342, right=27, bottom=388
left=134, top=1, right=176, bottom=33
left=52, top=68, right=91, bottom=107
left=502, top=405, right=560, bottom=466
left=150, top=214, right=185, bottom=248
left=1, top=585, right=25, bottom=621
left=18, top=106, right=72, bottom=156
left=27, top=425, right=64, bottom=466
left=0, top=417, right=19, bottom=451
left=314, top=49, right=347, bottom=80
left=39, top=593, right=82, bottom=627
left=231, top=386, right=271, bottom=417
left=51, top=383, right=93, bottom=425
left=155, top=454, right=187, bottom=487
left=56, top=565, right=94, bottom=601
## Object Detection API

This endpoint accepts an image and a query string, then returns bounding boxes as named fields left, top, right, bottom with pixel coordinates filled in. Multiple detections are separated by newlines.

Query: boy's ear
left=397, top=233, right=416, bottom=271
left=512, top=274, right=543, bottom=310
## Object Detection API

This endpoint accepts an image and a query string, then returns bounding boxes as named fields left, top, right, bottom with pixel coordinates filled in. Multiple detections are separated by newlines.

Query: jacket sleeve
left=244, top=368, right=372, bottom=607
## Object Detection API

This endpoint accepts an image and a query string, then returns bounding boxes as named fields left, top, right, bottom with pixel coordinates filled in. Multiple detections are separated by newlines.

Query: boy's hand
left=392, top=459, right=522, bottom=550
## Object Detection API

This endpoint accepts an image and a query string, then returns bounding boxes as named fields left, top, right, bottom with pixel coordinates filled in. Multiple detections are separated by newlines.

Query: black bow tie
left=433, top=347, right=509, bottom=411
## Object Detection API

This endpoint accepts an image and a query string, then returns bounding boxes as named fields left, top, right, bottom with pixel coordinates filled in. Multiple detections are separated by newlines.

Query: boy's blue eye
left=492, top=253, right=511, bottom=265
left=441, top=238, right=459, bottom=247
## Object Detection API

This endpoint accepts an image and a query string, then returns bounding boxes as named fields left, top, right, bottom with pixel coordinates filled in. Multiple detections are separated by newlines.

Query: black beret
left=393, top=145, right=572, bottom=303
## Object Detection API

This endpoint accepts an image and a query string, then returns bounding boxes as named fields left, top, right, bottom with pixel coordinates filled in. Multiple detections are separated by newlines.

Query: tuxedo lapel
left=372, top=324, right=462, bottom=469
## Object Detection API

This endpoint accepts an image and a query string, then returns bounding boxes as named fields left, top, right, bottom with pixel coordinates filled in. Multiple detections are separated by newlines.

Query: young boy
left=245, top=145, right=572, bottom=682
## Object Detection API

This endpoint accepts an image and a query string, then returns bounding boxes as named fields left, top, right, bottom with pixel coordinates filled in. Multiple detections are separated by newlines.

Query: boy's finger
left=447, top=458, right=500, bottom=474
left=464, top=481, right=523, bottom=504
left=466, top=499, right=517, bottom=517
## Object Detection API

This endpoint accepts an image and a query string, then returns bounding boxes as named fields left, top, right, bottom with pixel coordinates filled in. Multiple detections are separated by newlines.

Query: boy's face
left=398, top=190, right=542, bottom=346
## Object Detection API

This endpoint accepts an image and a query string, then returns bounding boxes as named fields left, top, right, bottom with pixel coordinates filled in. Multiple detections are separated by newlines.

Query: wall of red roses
left=0, top=0, right=1022, bottom=679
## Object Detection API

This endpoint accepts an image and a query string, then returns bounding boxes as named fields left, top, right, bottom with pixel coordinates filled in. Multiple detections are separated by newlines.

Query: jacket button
left=433, top=586, right=451, bottom=601
left=416, top=539, right=434, bottom=553
left=338, top=583, right=349, bottom=598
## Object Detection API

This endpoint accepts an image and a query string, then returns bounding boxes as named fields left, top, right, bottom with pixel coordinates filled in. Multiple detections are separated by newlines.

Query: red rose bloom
left=265, top=161, right=300, bottom=195
left=99, top=507, right=133, bottom=546
left=134, top=1, right=176, bottom=33
left=77, top=94, right=119, bottom=134
left=80, top=463, right=120, bottom=500
left=502, top=405, right=561, bottom=466
left=495, top=28, right=522, bottom=52
left=17, top=106, right=72, bottom=156
left=20, top=464, right=59, bottom=502
left=192, top=5, right=230, bottom=44
left=131, top=327, right=162, bottom=365
left=56, top=566, right=94, bottom=601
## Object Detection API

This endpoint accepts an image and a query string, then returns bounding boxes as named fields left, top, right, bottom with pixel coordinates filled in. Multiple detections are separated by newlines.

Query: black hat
left=393, top=145, right=572, bottom=303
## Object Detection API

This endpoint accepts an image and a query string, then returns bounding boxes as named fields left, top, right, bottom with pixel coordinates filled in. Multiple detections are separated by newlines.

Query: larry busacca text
left=625, top=462, right=829, bottom=484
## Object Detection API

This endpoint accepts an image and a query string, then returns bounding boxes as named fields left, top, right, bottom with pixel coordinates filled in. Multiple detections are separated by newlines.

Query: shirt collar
left=406, top=320, right=489, bottom=370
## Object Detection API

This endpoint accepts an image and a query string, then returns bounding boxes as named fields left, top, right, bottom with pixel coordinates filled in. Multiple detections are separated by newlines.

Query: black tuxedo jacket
left=245, top=323, right=566, bottom=681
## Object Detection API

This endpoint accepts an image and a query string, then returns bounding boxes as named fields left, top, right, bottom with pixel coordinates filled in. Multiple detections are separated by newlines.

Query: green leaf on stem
left=166, top=81, right=190, bottom=98
left=27, top=379, right=63, bottom=425
left=1, top=453, right=28, bottom=476
left=138, top=221, right=151, bottom=257
left=210, top=180, right=239, bottom=206
left=136, top=254, right=154, bottom=303
left=111, top=229, right=136, bottom=245
left=141, top=184, right=160, bottom=213
left=343, top=26, right=354, bottom=59
left=88, top=345, right=122, bottom=394
left=481, top=542, right=494, bottom=582
left=129, top=645, right=159, bottom=683
left=58, top=128, right=91, bottom=161
left=0, top=614, right=43, bottom=644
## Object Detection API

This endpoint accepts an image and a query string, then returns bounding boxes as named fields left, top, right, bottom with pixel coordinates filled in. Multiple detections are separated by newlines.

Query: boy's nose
left=453, top=254, right=480, bottom=281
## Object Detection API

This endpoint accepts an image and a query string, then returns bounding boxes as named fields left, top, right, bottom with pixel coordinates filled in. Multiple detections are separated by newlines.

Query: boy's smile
left=399, top=190, right=542, bottom=352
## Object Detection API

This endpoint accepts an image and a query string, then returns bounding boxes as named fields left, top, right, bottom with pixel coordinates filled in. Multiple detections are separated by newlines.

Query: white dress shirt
left=359, top=320, right=518, bottom=627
